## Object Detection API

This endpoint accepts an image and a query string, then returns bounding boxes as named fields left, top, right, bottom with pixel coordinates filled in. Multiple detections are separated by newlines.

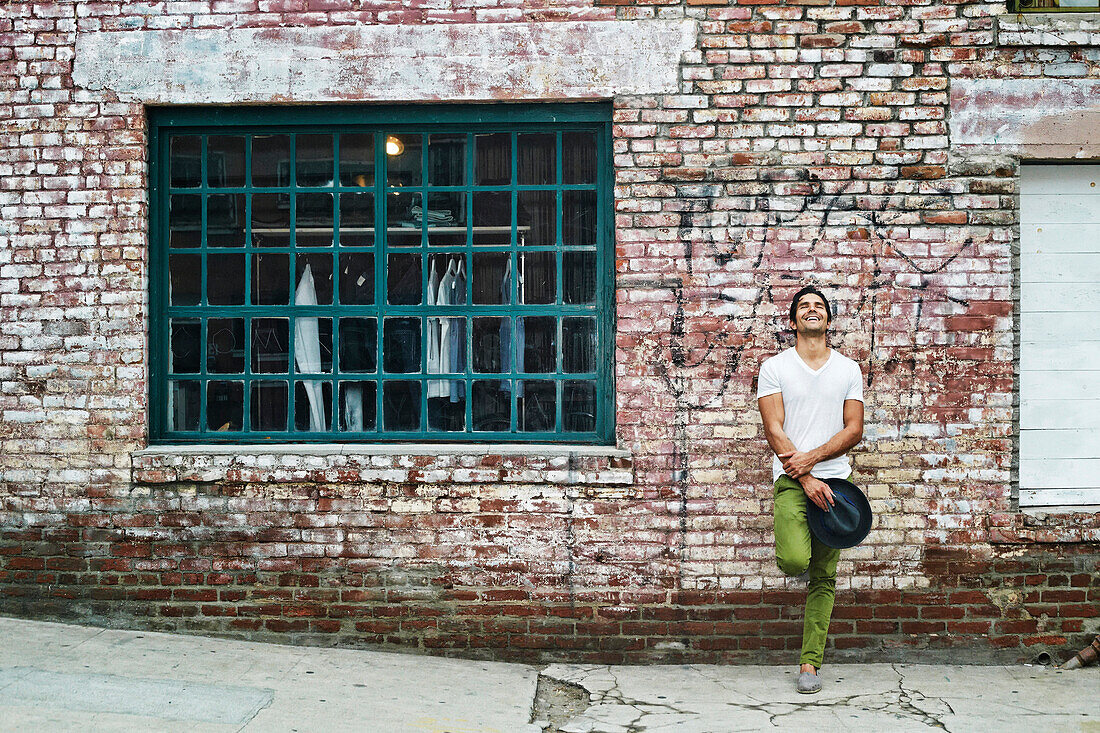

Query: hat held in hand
left=806, top=478, right=872, bottom=549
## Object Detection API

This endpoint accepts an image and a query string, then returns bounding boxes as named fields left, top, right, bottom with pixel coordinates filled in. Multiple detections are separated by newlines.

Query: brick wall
left=1, top=0, right=1098, bottom=664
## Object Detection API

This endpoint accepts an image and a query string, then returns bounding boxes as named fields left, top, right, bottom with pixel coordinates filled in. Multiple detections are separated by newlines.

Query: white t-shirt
left=757, top=347, right=864, bottom=483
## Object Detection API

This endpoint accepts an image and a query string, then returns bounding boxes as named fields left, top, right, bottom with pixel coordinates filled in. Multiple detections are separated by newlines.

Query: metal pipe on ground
left=1060, top=635, right=1100, bottom=670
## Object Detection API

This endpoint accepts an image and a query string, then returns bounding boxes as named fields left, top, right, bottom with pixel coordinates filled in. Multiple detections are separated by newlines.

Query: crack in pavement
left=892, top=663, right=954, bottom=732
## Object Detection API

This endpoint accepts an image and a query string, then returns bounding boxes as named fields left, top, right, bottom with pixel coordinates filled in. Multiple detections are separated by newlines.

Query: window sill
left=997, top=13, right=1100, bottom=46
left=131, top=443, right=635, bottom=487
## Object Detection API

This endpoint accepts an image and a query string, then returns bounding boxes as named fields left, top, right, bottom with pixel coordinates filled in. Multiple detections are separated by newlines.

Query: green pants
left=773, top=474, right=841, bottom=669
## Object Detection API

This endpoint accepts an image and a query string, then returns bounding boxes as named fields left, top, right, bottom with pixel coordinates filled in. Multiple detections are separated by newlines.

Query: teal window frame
left=148, top=104, right=615, bottom=444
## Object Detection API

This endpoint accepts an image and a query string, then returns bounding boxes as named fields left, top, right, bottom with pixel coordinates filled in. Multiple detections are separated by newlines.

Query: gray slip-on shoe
left=796, top=670, right=822, bottom=694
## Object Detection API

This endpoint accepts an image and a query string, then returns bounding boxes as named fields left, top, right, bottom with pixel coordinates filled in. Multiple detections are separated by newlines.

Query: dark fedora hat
left=806, top=478, right=872, bottom=549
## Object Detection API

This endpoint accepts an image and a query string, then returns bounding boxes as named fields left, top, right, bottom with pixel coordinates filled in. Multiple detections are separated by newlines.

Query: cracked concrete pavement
left=1, top=618, right=1097, bottom=732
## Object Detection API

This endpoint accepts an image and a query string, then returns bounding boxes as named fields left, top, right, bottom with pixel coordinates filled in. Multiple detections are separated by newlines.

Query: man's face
left=791, top=293, right=829, bottom=336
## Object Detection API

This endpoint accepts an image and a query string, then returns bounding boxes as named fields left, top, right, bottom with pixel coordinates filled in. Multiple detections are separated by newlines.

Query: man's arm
left=779, top=399, right=864, bottom=479
left=758, top=393, right=837, bottom=511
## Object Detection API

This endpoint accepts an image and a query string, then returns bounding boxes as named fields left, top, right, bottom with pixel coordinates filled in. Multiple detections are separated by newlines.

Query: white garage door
left=1020, top=164, right=1100, bottom=508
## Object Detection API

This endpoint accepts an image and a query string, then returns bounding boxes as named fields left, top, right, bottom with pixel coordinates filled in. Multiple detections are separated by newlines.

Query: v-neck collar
left=793, top=347, right=832, bottom=376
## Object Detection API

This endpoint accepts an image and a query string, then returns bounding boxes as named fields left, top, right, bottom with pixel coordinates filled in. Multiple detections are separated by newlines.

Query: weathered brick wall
left=1, top=0, right=1098, bottom=664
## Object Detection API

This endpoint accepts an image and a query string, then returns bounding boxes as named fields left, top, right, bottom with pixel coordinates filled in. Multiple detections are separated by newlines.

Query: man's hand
left=778, top=449, right=818, bottom=479
left=798, top=474, right=834, bottom=511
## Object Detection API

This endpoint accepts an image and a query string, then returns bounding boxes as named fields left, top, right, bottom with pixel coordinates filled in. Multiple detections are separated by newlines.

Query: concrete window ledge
left=997, top=13, right=1100, bottom=46
left=131, top=444, right=635, bottom=487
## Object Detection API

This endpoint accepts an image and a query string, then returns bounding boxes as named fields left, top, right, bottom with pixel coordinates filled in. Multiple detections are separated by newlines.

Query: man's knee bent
left=777, top=553, right=810, bottom=576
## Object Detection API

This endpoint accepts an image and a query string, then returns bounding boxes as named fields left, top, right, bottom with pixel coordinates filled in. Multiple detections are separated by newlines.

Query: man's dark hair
left=789, top=285, right=832, bottom=324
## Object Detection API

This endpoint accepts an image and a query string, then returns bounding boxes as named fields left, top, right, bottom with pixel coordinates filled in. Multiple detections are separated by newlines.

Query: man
left=756, top=286, right=864, bottom=694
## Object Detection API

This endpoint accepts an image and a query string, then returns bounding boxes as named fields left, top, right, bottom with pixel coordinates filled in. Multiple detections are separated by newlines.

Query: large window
left=149, top=106, right=613, bottom=443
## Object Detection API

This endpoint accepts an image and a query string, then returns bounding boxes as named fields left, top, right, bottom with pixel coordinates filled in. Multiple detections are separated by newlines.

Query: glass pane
left=473, top=317, right=507, bottom=374
left=293, top=317, right=333, bottom=374
left=563, top=131, right=597, bottom=185
left=476, top=132, right=511, bottom=185
left=520, top=316, right=556, bottom=373
left=563, top=380, right=597, bottom=433
left=252, top=318, right=289, bottom=373
left=339, top=381, right=376, bottom=431
left=207, top=380, right=244, bottom=432
left=207, top=253, right=245, bottom=305
left=251, top=253, right=290, bottom=305
left=207, top=193, right=245, bottom=247
left=252, top=134, right=290, bottom=188
left=427, top=317, right=465, bottom=376
left=296, top=134, right=334, bottom=187
left=563, top=190, right=596, bottom=246
left=208, top=135, right=245, bottom=188
left=169, top=253, right=201, bottom=306
left=472, top=253, right=510, bottom=305
left=383, top=381, right=421, bottom=431
left=296, top=255, right=333, bottom=305
left=169, top=136, right=201, bottom=188
left=339, top=317, right=377, bottom=373
left=427, top=381, right=466, bottom=432
left=426, top=252, right=465, bottom=305
left=294, top=380, right=332, bottom=431
left=426, top=192, right=464, bottom=246
left=473, top=380, right=511, bottom=432
left=387, top=253, right=421, bottom=305
left=520, top=252, right=555, bottom=305
left=169, top=319, right=201, bottom=373
left=167, top=380, right=200, bottom=431
left=519, top=380, right=555, bottom=432
left=518, top=190, right=555, bottom=246
left=386, top=134, right=421, bottom=187
left=387, top=192, right=422, bottom=245
left=296, top=193, right=334, bottom=247
left=207, top=318, right=245, bottom=374
left=339, top=133, right=375, bottom=188
left=338, top=252, right=374, bottom=305
left=563, top=251, right=597, bottom=305
left=472, top=192, right=510, bottom=245
left=428, top=133, right=466, bottom=186
left=562, top=317, right=596, bottom=373
left=339, top=192, right=374, bottom=245
left=518, top=133, right=555, bottom=185
left=169, top=194, right=201, bottom=247
left=251, top=381, right=288, bottom=432
left=383, top=317, right=421, bottom=373
left=251, top=193, right=290, bottom=247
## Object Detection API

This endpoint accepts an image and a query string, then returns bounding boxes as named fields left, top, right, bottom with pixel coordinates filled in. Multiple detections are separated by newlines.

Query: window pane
left=294, top=380, right=332, bottom=431
left=207, top=380, right=244, bottom=431
left=170, top=136, right=202, bottom=188
left=339, top=317, right=377, bottom=373
left=297, top=134, right=334, bottom=187
left=207, top=253, right=245, bottom=305
left=563, top=251, right=597, bottom=305
left=427, top=381, right=466, bottom=432
left=387, top=253, right=421, bottom=305
left=473, top=380, right=511, bottom=432
left=476, top=133, right=511, bottom=185
left=383, top=380, right=421, bottom=431
left=563, top=190, right=596, bottom=246
left=426, top=192, right=465, bottom=246
left=520, top=316, right=556, bottom=373
left=387, top=191, right=422, bottom=245
left=428, top=133, right=466, bottom=186
left=519, top=380, right=555, bottom=432
left=252, top=318, right=289, bottom=373
left=339, top=381, right=376, bottom=431
left=386, top=134, right=421, bottom=187
left=170, top=319, right=201, bottom=373
left=167, top=380, right=200, bottom=431
left=562, top=317, right=596, bottom=373
left=169, top=253, right=201, bottom=306
left=563, top=131, right=597, bottom=184
left=427, top=252, right=465, bottom=305
left=207, top=318, right=245, bottom=374
left=520, top=252, right=555, bottom=305
left=518, top=133, right=555, bottom=185
left=338, top=252, right=374, bottom=305
left=207, top=193, right=245, bottom=247
left=252, top=134, right=290, bottom=188
left=251, top=193, right=290, bottom=247
left=473, top=317, right=508, bottom=374
left=296, top=193, right=334, bottom=247
left=339, top=133, right=375, bottom=188
left=208, top=135, right=246, bottom=188
left=293, top=317, right=333, bottom=374
left=518, top=190, right=556, bottom=246
left=472, top=191, right=510, bottom=245
left=169, top=194, right=201, bottom=247
left=251, top=253, right=290, bottom=305
left=383, top=317, right=421, bottom=373
left=427, top=317, right=465, bottom=376
left=472, top=253, right=510, bottom=305
left=563, top=380, right=597, bottom=433
left=339, top=192, right=374, bottom=245
left=251, top=381, right=288, bottom=431
left=296, top=254, right=334, bottom=305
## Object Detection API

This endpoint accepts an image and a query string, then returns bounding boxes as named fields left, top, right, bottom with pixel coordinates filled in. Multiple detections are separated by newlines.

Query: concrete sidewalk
left=0, top=617, right=1096, bottom=732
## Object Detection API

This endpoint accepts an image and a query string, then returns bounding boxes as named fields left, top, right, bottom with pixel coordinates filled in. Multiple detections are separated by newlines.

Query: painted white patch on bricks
left=951, top=78, right=1100, bottom=158
left=996, top=13, right=1100, bottom=47
left=72, top=21, right=698, bottom=103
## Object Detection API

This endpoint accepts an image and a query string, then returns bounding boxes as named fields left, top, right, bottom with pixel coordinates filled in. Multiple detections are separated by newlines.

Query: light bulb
left=385, top=136, right=404, bottom=156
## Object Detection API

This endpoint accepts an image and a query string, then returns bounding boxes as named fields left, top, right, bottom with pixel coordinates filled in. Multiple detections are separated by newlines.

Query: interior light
left=386, top=136, right=404, bottom=156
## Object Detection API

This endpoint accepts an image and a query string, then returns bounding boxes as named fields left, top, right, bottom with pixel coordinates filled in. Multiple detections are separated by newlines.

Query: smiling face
left=790, top=292, right=830, bottom=337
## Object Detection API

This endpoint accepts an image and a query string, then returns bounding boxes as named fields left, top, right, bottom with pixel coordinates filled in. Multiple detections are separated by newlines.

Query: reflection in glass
left=387, top=253, right=421, bottom=305
left=562, top=317, right=596, bottom=373
left=339, top=317, right=377, bottom=373
left=296, top=134, right=334, bottom=187
left=169, top=253, right=201, bottom=306
left=563, top=132, right=597, bottom=184
left=207, top=380, right=244, bottom=431
left=339, top=381, right=376, bottom=431
left=169, top=194, right=201, bottom=247
left=207, top=318, right=245, bottom=374
left=251, top=193, right=290, bottom=247
left=339, top=192, right=374, bottom=245
left=294, top=317, right=333, bottom=373
left=296, top=254, right=333, bottom=305
left=386, top=191, right=422, bottom=244
left=518, top=133, right=556, bottom=185
left=207, top=193, right=245, bottom=247
left=473, top=317, right=507, bottom=374
left=563, top=190, right=596, bottom=246
left=339, top=133, right=374, bottom=187
left=520, top=252, right=555, bottom=305
left=518, top=190, right=555, bottom=246
left=472, top=191, right=510, bottom=245
left=428, top=134, right=466, bottom=186
left=338, top=252, right=374, bottom=305
left=383, top=317, right=421, bottom=373
left=167, top=380, right=200, bottom=431
left=519, top=380, right=555, bottom=432
left=473, top=380, right=511, bottom=432
left=170, top=136, right=202, bottom=188
left=251, top=381, right=288, bottom=431
left=563, top=380, right=597, bottom=432
left=386, top=134, right=421, bottom=187
left=520, top=316, right=556, bottom=373
left=251, top=253, right=290, bottom=305
left=207, top=253, right=245, bottom=305
left=170, top=319, right=201, bottom=373
left=383, top=380, right=421, bottom=431
left=251, top=318, right=289, bottom=373
left=295, top=193, right=334, bottom=247
left=252, top=134, right=290, bottom=188
left=476, top=132, right=511, bottom=185
left=294, top=380, right=332, bottom=431
left=208, top=135, right=246, bottom=188
left=427, top=381, right=465, bottom=432
left=472, top=253, right=510, bottom=305
left=563, top=251, right=597, bottom=304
